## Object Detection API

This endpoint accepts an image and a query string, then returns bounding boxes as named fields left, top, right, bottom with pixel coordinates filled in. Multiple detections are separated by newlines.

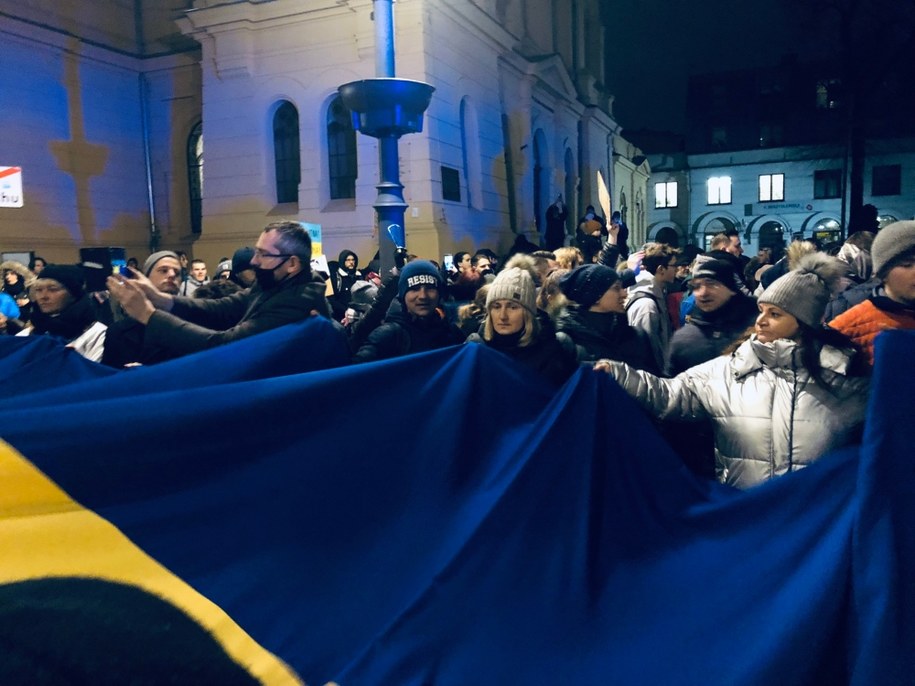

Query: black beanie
left=231, top=247, right=255, bottom=275
left=37, top=264, right=85, bottom=300
left=690, top=259, right=738, bottom=292
left=397, top=260, right=442, bottom=300
left=559, top=264, right=620, bottom=309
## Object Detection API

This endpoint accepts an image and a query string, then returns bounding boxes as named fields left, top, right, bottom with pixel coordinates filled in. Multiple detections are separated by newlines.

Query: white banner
left=0, top=166, right=23, bottom=208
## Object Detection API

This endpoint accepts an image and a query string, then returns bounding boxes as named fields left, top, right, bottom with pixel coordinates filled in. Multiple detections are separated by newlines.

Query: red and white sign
left=0, top=166, right=23, bottom=208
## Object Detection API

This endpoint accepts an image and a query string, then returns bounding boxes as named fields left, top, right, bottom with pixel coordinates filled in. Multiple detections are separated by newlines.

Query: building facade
left=648, top=139, right=915, bottom=255
left=645, top=58, right=915, bottom=256
left=1, top=0, right=647, bottom=269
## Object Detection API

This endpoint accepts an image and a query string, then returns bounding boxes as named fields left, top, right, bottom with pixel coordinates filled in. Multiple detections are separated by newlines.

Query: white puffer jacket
left=603, top=336, right=870, bottom=489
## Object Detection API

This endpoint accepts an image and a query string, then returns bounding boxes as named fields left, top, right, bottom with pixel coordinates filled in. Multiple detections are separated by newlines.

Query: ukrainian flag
left=0, top=322, right=912, bottom=685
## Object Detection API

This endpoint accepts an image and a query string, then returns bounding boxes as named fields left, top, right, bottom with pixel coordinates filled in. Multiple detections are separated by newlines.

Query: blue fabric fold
left=0, top=325, right=910, bottom=685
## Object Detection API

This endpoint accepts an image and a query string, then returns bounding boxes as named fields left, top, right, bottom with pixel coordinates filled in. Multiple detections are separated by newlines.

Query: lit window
left=273, top=101, right=300, bottom=204
left=707, top=176, right=731, bottom=205
left=654, top=181, right=677, bottom=208
left=759, top=173, right=784, bottom=202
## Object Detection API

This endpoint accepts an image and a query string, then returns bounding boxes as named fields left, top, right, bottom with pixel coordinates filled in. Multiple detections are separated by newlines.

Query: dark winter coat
left=330, top=250, right=362, bottom=319
left=823, top=277, right=880, bottom=321
left=144, top=271, right=331, bottom=357
left=666, top=293, right=758, bottom=376
left=466, top=325, right=578, bottom=387
left=29, top=296, right=101, bottom=343
left=353, top=308, right=465, bottom=362
left=555, top=305, right=656, bottom=371
left=101, top=318, right=182, bottom=368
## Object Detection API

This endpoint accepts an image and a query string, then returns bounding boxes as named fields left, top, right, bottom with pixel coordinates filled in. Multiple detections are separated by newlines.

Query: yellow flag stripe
left=0, top=439, right=303, bottom=685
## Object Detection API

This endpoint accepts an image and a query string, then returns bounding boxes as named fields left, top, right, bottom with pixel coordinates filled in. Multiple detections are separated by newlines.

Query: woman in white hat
left=466, top=266, right=577, bottom=387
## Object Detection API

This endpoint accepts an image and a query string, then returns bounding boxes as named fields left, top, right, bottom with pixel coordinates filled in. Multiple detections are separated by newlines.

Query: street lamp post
left=338, top=0, right=434, bottom=274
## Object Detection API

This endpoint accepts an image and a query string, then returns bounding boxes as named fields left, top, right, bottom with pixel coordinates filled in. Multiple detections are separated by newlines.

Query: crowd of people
left=4, top=217, right=914, bottom=490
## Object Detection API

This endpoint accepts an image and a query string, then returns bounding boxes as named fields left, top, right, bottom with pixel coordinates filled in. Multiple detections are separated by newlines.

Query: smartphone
left=443, top=254, right=454, bottom=272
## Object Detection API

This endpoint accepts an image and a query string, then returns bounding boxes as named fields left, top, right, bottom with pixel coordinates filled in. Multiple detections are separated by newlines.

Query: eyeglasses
left=253, top=249, right=292, bottom=260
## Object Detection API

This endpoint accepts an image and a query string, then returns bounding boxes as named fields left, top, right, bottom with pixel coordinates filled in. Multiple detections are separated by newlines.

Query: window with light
left=759, top=173, right=784, bottom=202
left=654, top=181, right=677, bottom=208
left=707, top=176, right=731, bottom=205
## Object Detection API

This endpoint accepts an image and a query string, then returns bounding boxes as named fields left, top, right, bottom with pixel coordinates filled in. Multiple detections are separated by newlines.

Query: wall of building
left=0, top=15, right=199, bottom=264
left=1, top=0, right=640, bottom=271
left=647, top=140, right=915, bottom=255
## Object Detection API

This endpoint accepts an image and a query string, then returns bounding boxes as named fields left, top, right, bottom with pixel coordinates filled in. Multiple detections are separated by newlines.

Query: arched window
left=327, top=97, right=357, bottom=200
left=187, top=121, right=203, bottom=234
left=273, top=101, right=300, bottom=204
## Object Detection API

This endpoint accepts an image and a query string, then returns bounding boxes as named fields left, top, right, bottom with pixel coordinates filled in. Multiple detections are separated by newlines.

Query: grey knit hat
left=143, top=251, right=179, bottom=277
left=872, top=220, right=915, bottom=277
left=486, top=267, right=536, bottom=314
left=758, top=252, right=845, bottom=327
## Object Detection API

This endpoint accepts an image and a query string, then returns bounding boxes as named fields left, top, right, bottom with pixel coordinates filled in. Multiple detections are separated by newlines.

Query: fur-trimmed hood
left=1, top=260, right=36, bottom=287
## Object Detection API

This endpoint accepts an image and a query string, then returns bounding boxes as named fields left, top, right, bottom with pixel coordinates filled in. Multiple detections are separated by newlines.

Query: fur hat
left=691, top=258, right=737, bottom=292
left=758, top=253, right=845, bottom=327
left=486, top=267, right=536, bottom=314
left=143, top=251, right=179, bottom=277
left=397, top=260, right=442, bottom=300
left=872, top=220, right=915, bottom=277
left=36, top=264, right=85, bottom=300
left=559, top=264, right=619, bottom=308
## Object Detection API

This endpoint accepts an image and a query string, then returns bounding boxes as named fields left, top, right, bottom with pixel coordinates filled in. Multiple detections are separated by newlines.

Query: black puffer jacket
left=555, top=305, right=655, bottom=371
left=666, top=293, right=758, bottom=376
left=353, top=308, right=465, bottom=362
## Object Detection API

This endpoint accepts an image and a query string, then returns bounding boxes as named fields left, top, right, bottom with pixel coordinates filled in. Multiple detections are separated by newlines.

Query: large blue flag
left=0, top=324, right=911, bottom=684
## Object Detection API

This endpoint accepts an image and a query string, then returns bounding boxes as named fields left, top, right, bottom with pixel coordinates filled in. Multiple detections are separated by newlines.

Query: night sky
left=603, top=0, right=808, bottom=135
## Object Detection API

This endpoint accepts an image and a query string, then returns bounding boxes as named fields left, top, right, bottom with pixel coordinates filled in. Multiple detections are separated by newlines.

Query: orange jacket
left=830, top=299, right=915, bottom=366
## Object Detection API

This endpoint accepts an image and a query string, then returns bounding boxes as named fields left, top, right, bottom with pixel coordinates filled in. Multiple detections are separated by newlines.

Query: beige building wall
left=1, top=0, right=639, bottom=268
left=612, top=134, right=651, bottom=248
left=0, top=11, right=201, bottom=264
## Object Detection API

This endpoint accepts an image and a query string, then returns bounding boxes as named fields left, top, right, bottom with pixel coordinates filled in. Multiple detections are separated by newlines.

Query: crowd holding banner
left=0, top=315, right=912, bottom=684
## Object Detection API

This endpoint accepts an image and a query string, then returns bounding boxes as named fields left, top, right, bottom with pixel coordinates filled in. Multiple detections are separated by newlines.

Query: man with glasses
left=107, top=221, right=331, bottom=359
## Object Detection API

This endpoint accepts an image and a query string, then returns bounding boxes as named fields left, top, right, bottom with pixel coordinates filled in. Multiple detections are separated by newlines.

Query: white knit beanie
left=486, top=267, right=536, bottom=314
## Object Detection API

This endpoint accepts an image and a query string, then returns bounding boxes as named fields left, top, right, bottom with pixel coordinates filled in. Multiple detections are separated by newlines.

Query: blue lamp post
left=338, top=0, right=434, bottom=273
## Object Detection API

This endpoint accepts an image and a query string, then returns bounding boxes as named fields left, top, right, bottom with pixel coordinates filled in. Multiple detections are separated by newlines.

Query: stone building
left=1, top=1, right=646, bottom=267
left=644, top=58, right=915, bottom=255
